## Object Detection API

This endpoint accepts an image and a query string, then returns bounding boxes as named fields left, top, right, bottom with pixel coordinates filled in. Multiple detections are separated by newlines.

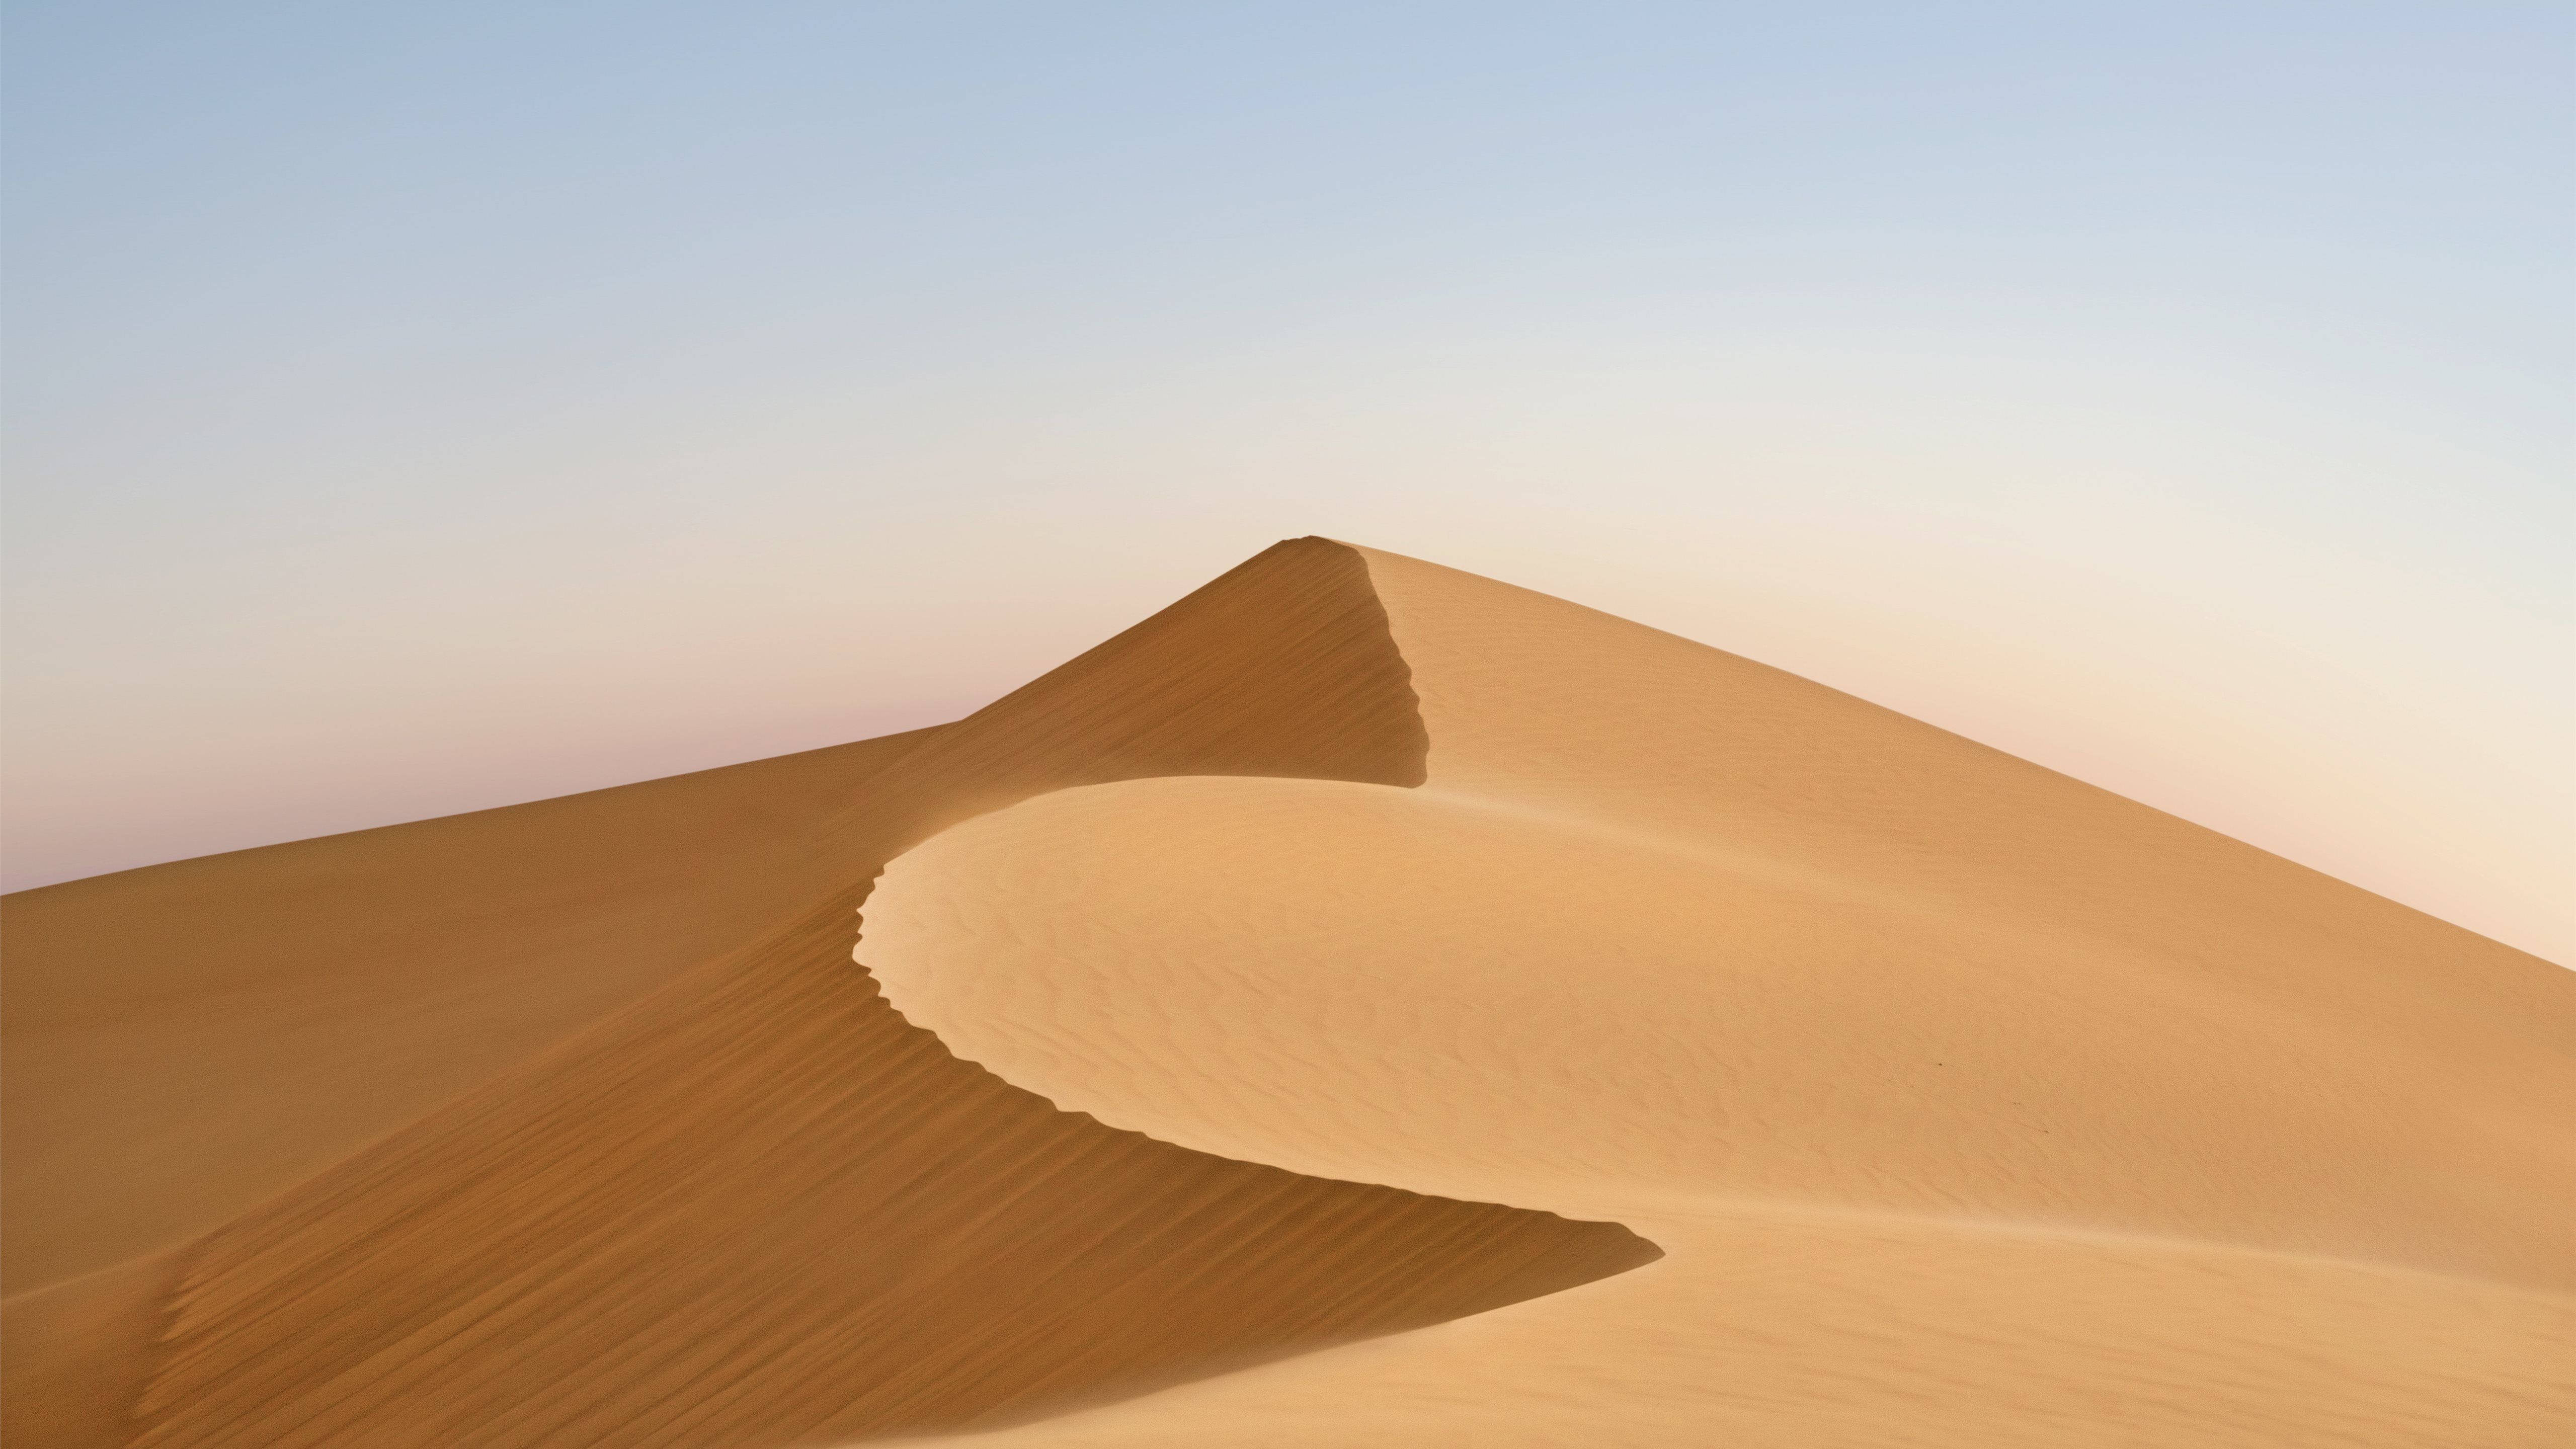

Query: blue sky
left=5, top=3, right=2569, bottom=956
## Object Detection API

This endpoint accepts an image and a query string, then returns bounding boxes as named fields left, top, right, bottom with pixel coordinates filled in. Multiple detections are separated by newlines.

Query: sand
left=5, top=538, right=2568, bottom=1446
left=2, top=726, right=939, bottom=1298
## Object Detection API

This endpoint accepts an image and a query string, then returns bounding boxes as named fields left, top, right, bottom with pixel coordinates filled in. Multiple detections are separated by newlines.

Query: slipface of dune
left=6, top=540, right=1659, bottom=1449
left=123, top=895, right=1651, bottom=1449
left=5, top=537, right=2570, bottom=1447
left=859, top=545, right=2576, bottom=1445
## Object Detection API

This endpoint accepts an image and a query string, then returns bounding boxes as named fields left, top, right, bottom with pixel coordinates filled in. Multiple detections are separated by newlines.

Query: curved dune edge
left=903, top=1204, right=2576, bottom=1449
left=864, top=774, right=2572, bottom=1286
left=12, top=538, right=1678, bottom=1447
left=10, top=535, right=2571, bottom=1447
left=0, top=536, right=1426, bottom=1305
left=857, top=775, right=2575, bottom=1445
left=124, top=890, right=1658, bottom=1449
left=850, top=541, right=2576, bottom=1443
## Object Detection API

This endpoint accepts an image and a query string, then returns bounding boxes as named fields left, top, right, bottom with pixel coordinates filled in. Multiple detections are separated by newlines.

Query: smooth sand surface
left=6, top=537, right=2569, bottom=1445
left=859, top=545, right=2575, bottom=1444
left=866, top=777, right=2573, bottom=1445
left=912, top=1206, right=2573, bottom=1447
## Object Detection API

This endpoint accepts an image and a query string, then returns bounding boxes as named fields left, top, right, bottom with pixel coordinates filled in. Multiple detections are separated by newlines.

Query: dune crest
left=14, top=540, right=1667, bottom=1447
left=7, top=537, right=2570, bottom=1447
left=0, top=537, right=1427, bottom=1308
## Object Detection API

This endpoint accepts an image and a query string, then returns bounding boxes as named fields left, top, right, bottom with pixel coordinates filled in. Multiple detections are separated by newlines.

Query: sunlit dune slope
left=7, top=536, right=2570, bottom=1449
left=858, top=543, right=2576, bottom=1445
left=9, top=538, right=1665, bottom=1449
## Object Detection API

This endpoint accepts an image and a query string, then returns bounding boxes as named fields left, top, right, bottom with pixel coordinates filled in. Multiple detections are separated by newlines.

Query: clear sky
left=5, top=3, right=2569, bottom=960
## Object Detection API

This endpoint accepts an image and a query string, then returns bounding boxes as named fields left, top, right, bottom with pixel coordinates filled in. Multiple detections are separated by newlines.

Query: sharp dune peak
left=5, top=538, right=2569, bottom=1447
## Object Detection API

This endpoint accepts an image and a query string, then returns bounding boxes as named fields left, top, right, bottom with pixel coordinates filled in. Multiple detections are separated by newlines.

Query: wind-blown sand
left=5, top=539, right=2568, bottom=1446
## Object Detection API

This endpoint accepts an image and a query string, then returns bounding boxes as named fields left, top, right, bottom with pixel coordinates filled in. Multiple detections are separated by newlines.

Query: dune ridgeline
left=4, top=538, right=2568, bottom=1447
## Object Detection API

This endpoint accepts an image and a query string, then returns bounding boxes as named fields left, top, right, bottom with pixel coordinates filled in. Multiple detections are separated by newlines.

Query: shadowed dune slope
left=126, top=890, right=1654, bottom=1449
left=11, top=538, right=1661, bottom=1448
left=802, top=534, right=1429, bottom=851
left=3, top=534, right=1428, bottom=1305
left=1, top=1254, right=184, bottom=1449
left=2, top=727, right=940, bottom=1297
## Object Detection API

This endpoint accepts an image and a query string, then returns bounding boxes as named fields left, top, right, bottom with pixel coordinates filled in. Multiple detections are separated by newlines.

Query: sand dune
left=124, top=891, right=1647, bottom=1448
left=864, top=774, right=2570, bottom=1281
left=3, top=727, right=936, bottom=1299
left=850, top=546, right=2573, bottom=1443
left=6, top=538, right=2569, bottom=1446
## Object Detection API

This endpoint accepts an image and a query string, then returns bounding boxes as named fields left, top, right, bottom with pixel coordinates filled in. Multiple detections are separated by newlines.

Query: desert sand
left=4, top=538, right=2569, bottom=1446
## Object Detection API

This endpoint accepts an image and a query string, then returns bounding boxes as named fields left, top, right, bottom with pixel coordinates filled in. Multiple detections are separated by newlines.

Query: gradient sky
left=5, top=3, right=2569, bottom=961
